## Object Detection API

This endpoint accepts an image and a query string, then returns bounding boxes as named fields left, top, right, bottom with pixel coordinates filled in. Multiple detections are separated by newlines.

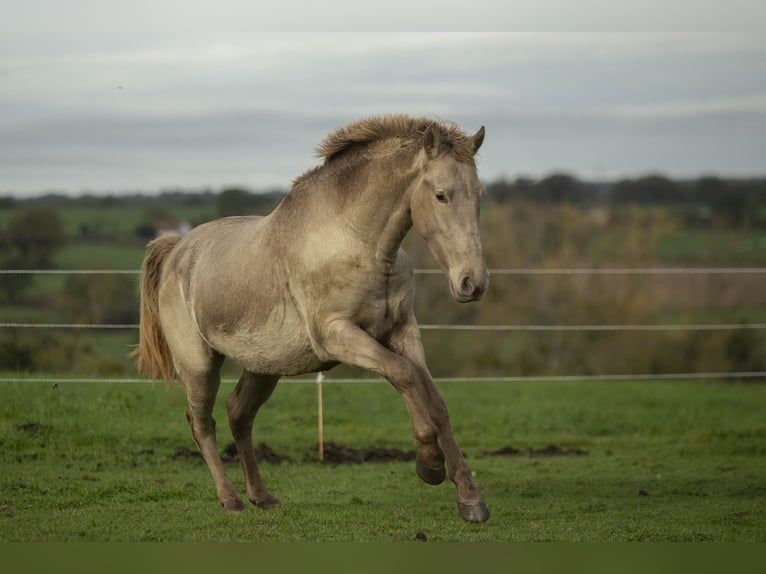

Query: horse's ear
left=423, top=124, right=441, bottom=159
left=472, top=126, right=485, bottom=154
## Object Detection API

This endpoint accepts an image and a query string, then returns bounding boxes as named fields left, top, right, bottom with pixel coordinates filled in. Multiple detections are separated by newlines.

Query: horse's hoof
left=221, top=497, right=246, bottom=512
left=458, top=500, right=490, bottom=523
left=253, top=494, right=282, bottom=510
left=416, top=460, right=446, bottom=485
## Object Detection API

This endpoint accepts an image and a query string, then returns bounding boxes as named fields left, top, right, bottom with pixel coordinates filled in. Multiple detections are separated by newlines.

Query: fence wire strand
left=0, top=371, right=764, bottom=385
left=3, top=267, right=766, bottom=275
left=3, top=322, right=766, bottom=332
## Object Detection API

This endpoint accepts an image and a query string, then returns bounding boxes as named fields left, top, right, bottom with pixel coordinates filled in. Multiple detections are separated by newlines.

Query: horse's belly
left=214, top=326, right=336, bottom=376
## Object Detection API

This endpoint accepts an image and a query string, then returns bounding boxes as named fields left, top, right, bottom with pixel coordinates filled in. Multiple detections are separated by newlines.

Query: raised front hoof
left=458, top=500, right=490, bottom=523
left=252, top=494, right=282, bottom=510
left=220, top=497, right=246, bottom=512
left=416, top=460, right=446, bottom=485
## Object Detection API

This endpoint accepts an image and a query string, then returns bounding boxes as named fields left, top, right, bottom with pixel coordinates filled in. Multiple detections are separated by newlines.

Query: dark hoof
left=416, top=460, right=446, bottom=485
left=221, top=497, right=246, bottom=512
left=253, top=495, right=282, bottom=510
left=458, top=500, right=490, bottom=523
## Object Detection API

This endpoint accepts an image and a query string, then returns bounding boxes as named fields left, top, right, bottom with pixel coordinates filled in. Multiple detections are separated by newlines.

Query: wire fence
left=2, top=266, right=765, bottom=384
left=3, top=267, right=766, bottom=275
left=4, top=321, right=766, bottom=332
left=1, top=371, right=765, bottom=385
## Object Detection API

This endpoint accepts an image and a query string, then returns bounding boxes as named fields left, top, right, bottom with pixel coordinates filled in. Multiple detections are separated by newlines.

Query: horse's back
left=167, top=213, right=284, bottom=313
left=166, top=215, right=274, bottom=282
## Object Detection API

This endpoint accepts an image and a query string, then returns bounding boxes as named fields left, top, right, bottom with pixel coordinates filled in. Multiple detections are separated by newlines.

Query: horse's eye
left=435, top=192, right=448, bottom=204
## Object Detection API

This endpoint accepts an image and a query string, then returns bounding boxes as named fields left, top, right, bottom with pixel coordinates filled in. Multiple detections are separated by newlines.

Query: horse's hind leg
left=159, top=298, right=244, bottom=511
left=226, top=371, right=281, bottom=509
left=179, top=356, right=246, bottom=512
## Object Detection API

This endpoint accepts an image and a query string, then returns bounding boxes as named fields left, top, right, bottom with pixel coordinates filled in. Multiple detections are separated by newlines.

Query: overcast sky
left=2, top=18, right=765, bottom=195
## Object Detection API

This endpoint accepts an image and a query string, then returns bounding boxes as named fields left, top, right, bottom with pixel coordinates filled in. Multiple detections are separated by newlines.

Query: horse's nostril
left=460, top=276, right=473, bottom=293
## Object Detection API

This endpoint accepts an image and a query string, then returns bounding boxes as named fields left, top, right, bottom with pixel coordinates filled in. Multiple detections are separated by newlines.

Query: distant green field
left=657, top=229, right=766, bottom=263
left=1, top=378, right=764, bottom=541
left=0, top=203, right=215, bottom=237
left=53, top=244, right=146, bottom=270
left=56, top=204, right=216, bottom=237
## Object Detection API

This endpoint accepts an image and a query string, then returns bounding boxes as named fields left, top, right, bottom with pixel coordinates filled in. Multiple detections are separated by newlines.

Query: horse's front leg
left=388, top=320, right=490, bottom=523
left=315, top=320, right=445, bottom=484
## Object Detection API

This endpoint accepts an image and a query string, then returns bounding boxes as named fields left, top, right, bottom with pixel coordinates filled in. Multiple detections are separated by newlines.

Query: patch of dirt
left=171, top=442, right=291, bottom=464
left=167, top=442, right=587, bottom=466
left=15, top=453, right=39, bottom=463
left=220, top=441, right=292, bottom=465
left=16, top=422, right=53, bottom=433
left=486, top=444, right=588, bottom=457
left=314, top=442, right=416, bottom=464
left=171, top=445, right=201, bottom=461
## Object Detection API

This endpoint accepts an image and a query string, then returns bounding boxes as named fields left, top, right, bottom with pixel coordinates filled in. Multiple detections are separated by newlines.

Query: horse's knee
left=384, top=355, right=420, bottom=390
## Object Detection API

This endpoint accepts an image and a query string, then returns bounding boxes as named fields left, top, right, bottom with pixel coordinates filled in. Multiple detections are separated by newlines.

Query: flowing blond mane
left=315, top=115, right=477, bottom=165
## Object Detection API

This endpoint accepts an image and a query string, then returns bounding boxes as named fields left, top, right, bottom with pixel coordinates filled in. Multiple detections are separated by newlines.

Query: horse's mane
left=315, top=115, right=477, bottom=165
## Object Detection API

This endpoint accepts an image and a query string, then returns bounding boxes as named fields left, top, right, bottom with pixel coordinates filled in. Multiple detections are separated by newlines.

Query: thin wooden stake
left=316, top=371, right=325, bottom=462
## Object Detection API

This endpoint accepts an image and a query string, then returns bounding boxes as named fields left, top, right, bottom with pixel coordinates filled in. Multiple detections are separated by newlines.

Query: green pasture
left=48, top=204, right=215, bottom=237
left=656, top=229, right=766, bottom=263
left=1, top=378, right=764, bottom=541
left=53, top=244, right=146, bottom=270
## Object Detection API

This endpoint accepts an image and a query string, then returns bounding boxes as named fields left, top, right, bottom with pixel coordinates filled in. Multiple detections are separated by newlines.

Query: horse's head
left=409, top=124, right=489, bottom=303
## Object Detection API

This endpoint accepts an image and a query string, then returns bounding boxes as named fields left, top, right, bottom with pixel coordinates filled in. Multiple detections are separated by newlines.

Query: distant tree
left=725, top=328, right=764, bottom=372
left=217, top=188, right=285, bottom=217
left=61, top=274, right=139, bottom=324
left=0, top=207, right=66, bottom=302
left=715, top=180, right=766, bottom=228
left=5, top=207, right=66, bottom=267
left=0, top=332, right=36, bottom=371
left=611, top=175, right=683, bottom=205
left=218, top=188, right=255, bottom=217
left=486, top=178, right=536, bottom=203
left=694, top=176, right=726, bottom=203
left=134, top=223, right=157, bottom=242
left=141, top=206, right=172, bottom=224
left=535, top=173, right=593, bottom=205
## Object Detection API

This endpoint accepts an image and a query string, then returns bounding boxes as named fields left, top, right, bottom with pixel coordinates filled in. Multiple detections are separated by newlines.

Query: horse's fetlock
left=416, top=429, right=443, bottom=461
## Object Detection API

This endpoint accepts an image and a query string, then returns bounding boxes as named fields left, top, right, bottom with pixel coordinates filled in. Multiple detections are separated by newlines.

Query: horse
left=133, top=115, right=491, bottom=522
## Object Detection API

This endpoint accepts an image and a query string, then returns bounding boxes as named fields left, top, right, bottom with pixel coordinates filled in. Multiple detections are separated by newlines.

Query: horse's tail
left=132, top=235, right=181, bottom=388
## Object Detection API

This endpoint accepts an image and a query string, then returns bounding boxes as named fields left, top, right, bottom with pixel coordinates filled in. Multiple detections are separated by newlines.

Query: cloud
left=2, top=32, right=766, bottom=194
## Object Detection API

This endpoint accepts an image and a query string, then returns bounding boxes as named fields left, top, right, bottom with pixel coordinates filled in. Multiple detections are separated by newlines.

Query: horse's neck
left=373, top=198, right=412, bottom=266
left=343, top=161, right=417, bottom=267
left=278, top=154, right=418, bottom=267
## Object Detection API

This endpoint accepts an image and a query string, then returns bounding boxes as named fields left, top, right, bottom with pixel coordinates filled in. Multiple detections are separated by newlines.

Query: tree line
left=4, top=174, right=766, bottom=227
left=486, top=174, right=766, bottom=228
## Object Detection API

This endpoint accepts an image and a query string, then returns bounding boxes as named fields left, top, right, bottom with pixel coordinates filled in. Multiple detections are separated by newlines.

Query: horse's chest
left=355, top=284, right=408, bottom=342
left=357, top=300, right=392, bottom=340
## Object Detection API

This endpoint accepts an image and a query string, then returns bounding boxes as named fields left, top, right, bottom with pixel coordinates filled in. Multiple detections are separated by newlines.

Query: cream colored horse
left=133, top=115, right=490, bottom=522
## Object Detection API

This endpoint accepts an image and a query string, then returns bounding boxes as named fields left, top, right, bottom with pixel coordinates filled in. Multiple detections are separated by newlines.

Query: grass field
left=656, top=229, right=766, bottom=263
left=1, top=378, right=764, bottom=541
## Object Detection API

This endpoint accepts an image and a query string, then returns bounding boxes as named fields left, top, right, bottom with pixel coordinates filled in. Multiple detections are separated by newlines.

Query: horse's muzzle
left=454, top=270, right=489, bottom=303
